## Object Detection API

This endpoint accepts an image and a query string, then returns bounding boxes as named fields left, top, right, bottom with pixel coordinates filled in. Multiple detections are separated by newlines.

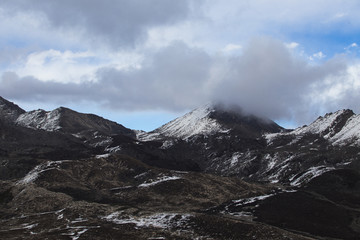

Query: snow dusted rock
left=266, top=109, right=360, bottom=146
left=16, top=109, right=62, bottom=131
left=331, top=114, right=360, bottom=145
left=103, top=212, right=192, bottom=229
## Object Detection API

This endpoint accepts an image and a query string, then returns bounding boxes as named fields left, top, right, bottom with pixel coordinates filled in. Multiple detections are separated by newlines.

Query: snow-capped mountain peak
left=267, top=109, right=360, bottom=146
left=153, top=104, right=228, bottom=140
left=292, top=109, right=354, bottom=138
left=139, top=103, right=282, bottom=141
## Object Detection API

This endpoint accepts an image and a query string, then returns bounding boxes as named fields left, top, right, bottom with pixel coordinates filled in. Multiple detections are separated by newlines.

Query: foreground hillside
left=1, top=155, right=311, bottom=240
left=1, top=96, right=360, bottom=239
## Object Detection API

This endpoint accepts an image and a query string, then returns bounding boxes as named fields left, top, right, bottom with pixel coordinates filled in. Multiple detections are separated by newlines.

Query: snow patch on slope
left=233, top=193, right=275, bottom=206
left=103, top=212, right=191, bottom=229
left=290, top=165, right=335, bottom=186
left=18, top=160, right=71, bottom=185
left=136, top=131, right=163, bottom=142
left=138, top=175, right=181, bottom=188
left=16, top=109, right=62, bottom=131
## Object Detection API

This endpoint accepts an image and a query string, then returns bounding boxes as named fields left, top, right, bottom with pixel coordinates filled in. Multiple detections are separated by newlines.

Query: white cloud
left=334, top=12, right=346, bottom=19
left=8, top=49, right=144, bottom=84
left=310, top=51, right=326, bottom=60
left=307, top=62, right=360, bottom=113
left=16, top=50, right=97, bottom=83
left=285, top=42, right=299, bottom=49
left=222, top=44, right=242, bottom=53
left=343, top=42, right=359, bottom=54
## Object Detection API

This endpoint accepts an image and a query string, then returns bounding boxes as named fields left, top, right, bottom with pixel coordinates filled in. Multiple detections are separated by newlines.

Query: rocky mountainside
left=135, top=106, right=360, bottom=186
left=0, top=96, right=26, bottom=123
left=16, top=106, right=136, bottom=148
left=1, top=96, right=360, bottom=239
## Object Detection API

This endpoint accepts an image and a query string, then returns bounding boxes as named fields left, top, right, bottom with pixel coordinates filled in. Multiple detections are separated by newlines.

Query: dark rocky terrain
left=1, top=96, right=360, bottom=239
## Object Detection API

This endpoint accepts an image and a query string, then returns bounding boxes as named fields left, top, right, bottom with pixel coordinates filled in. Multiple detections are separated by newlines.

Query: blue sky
left=1, top=0, right=360, bottom=131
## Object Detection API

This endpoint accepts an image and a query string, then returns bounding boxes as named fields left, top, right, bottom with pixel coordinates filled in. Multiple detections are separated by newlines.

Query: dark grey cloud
left=95, top=42, right=212, bottom=110
left=0, top=0, right=193, bottom=48
left=1, top=72, right=86, bottom=101
left=0, top=38, right=351, bottom=125
left=212, top=37, right=348, bottom=122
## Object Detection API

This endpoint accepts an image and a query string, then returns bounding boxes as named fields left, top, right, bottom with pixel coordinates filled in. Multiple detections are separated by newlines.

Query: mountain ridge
left=2, top=96, right=360, bottom=239
left=267, top=108, right=360, bottom=146
left=139, top=104, right=283, bottom=141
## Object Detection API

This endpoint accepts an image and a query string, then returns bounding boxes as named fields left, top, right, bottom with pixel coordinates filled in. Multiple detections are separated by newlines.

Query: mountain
left=3, top=97, right=360, bottom=185
left=270, top=109, right=360, bottom=146
left=16, top=107, right=135, bottom=142
left=139, top=104, right=282, bottom=141
left=133, top=104, right=286, bottom=176
left=138, top=107, right=360, bottom=186
left=2, top=96, right=360, bottom=239
left=0, top=99, right=135, bottom=180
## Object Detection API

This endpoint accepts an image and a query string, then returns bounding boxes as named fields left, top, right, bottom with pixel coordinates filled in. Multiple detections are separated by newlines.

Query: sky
left=1, top=0, right=360, bottom=131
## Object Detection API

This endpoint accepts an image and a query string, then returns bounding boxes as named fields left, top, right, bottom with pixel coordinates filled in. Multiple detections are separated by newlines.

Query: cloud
left=308, top=62, right=360, bottom=112
left=0, top=42, right=212, bottom=110
left=0, top=0, right=194, bottom=49
left=11, top=49, right=143, bottom=84
left=93, top=42, right=213, bottom=110
left=1, top=38, right=355, bottom=126
left=16, top=50, right=98, bottom=83
left=211, top=37, right=347, bottom=122
left=222, top=44, right=242, bottom=53
left=285, top=42, right=299, bottom=49
left=309, top=51, right=326, bottom=61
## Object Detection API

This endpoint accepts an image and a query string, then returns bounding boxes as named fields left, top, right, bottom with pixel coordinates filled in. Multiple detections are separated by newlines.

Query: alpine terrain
left=1, top=96, right=360, bottom=240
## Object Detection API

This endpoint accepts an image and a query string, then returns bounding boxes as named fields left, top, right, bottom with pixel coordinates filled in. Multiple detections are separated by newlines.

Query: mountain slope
left=0, top=118, right=94, bottom=180
left=16, top=109, right=62, bottom=131
left=0, top=96, right=26, bottom=123
left=258, top=109, right=360, bottom=184
left=0, top=154, right=312, bottom=240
